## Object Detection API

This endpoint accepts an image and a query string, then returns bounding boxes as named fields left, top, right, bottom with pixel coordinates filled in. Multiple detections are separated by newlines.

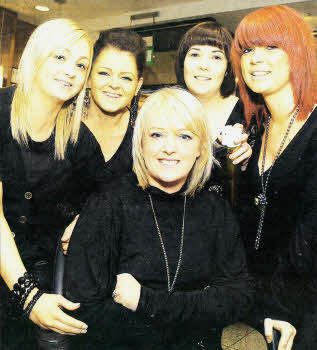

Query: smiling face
left=33, top=39, right=90, bottom=103
left=142, top=113, right=201, bottom=193
left=89, top=46, right=143, bottom=114
left=241, top=46, right=291, bottom=97
left=184, top=45, right=228, bottom=100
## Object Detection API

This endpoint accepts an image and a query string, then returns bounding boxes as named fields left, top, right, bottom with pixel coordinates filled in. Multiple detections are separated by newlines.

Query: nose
left=109, top=75, right=120, bottom=89
left=250, top=47, right=264, bottom=64
left=63, top=61, right=76, bottom=78
left=163, top=134, right=177, bottom=154
left=198, top=55, right=209, bottom=71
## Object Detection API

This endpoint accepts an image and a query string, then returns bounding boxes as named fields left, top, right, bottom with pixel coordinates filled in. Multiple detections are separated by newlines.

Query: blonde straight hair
left=133, top=87, right=213, bottom=196
left=11, top=18, right=93, bottom=159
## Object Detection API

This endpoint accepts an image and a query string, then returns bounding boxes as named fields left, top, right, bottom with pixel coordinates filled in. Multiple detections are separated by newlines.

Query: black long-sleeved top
left=238, top=107, right=317, bottom=326
left=66, top=174, right=254, bottom=349
left=0, top=86, right=107, bottom=270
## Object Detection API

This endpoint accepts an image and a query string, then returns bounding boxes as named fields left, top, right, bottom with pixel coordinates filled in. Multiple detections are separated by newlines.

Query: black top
left=65, top=174, right=254, bottom=348
left=207, top=101, right=246, bottom=201
left=0, top=86, right=107, bottom=266
left=238, top=107, right=317, bottom=323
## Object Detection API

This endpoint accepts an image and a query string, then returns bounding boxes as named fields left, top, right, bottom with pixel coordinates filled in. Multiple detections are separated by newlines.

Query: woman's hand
left=264, top=318, right=296, bottom=350
left=113, top=273, right=141, bottom=311
left=61, top=215, right=79, bottom=255
left=228, top=124, right=252, bottom=169
left=28, top=290, right=88, bottom=335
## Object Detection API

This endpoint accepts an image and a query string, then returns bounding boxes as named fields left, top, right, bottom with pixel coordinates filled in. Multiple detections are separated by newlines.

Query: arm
left=115, top=206, right=254, bottom=328
left=0, top=182, right=87, bottom=334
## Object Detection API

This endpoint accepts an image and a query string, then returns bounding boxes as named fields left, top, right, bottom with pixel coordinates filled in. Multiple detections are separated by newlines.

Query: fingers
left=264, top=319, right=296, bottom=350
left=264, top=318, right=274, bottom=343
left=54, top=307, right=88, bottom=331
left=229, top=143, right=252, bottom=165
left=58, top=295, right=81, bottom=311
left=61, top=215, right=79, bottom=255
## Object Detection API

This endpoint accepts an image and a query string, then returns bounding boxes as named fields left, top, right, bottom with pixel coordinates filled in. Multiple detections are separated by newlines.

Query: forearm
left=137, top=273, right=254, bottom=327
left=0, top=185, right=26, bottom=290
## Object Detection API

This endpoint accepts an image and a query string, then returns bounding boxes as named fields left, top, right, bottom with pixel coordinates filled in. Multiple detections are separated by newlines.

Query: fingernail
left=81, top=329, right=87, bottom=334
left=83, top=325, right=88, bottom=330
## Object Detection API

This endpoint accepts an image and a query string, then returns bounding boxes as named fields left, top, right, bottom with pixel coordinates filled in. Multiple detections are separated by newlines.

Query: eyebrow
left=190, top=47, right=224, bottom=54
left=149, top=127, right=192, bottom=132
left=54, top=47, right=89, bottom=61
left=98, top=66, right=136, bottom=76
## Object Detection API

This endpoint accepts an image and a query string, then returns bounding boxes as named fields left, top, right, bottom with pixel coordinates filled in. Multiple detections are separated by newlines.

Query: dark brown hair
left=175, top=22, right=235, bottom=98
left=93, top=28, right=146, bottom=78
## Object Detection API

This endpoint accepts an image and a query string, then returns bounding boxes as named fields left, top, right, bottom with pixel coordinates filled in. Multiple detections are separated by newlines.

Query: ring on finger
left=112, top=290, right=119, bottom=299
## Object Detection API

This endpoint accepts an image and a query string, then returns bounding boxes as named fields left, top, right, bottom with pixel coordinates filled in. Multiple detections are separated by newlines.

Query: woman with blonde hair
left=66, top=87, right=254, bottom=349
left=231, top=5, right=317, bottom=349
left=0, top=18, right=106, bottom=348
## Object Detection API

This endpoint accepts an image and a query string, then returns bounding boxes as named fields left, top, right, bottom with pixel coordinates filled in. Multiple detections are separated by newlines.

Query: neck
left=28, top=91, right=63, bottom=140
left=196, top=92, right=224, bottom=110
left=88, top=99, right=129, bottom=128
left=264, top=84, right=296, bottom=124
left=149, top=178, right=186, bottom=194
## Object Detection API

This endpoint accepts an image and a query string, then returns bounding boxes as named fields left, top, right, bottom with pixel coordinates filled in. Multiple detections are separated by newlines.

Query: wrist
left=23, top=287, right=39, bottom=310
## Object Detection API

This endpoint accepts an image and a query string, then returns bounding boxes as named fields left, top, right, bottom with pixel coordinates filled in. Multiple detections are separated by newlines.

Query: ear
left=135, top=77, right=143, bottom=96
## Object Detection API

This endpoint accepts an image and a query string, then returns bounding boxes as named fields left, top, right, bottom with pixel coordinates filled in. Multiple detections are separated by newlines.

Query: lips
left=158, top=159, right=179, bottom=165
left=103, top=91, right=121, bottom=98
left=194, top=75, right=211, bottom=81
left=250, top=71, right=271, bottom=78
left=55, top=79, right=73, bottom=88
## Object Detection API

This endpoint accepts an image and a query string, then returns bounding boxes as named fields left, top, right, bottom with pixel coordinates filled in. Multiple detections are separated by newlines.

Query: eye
left=242, top=48, right=253, bottom=54
left=189, top=52, right=199, bottom=58
left=179, top=134, right=192, bottom=140
left=213, top=55, right=223, bottom=60
left=150, top=132, right=163, bottom=138
left=77, top=63, right=87, bottom=70
left=98, top=71, right=110, bottom=76
left=55, top=55, right=65, bottom=61
left=267, top=46, right=278, bottom=50
left=122, top=76, right=132, bottom=81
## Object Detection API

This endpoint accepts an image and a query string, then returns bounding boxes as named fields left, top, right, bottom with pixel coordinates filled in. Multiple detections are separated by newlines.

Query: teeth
left=105, top=92, right=120, bottom=98
left=251, top=71, right=270, bottom=76
left=159, top=160, right=178, bottom=165
left=195, top=76, right=211, bottom=81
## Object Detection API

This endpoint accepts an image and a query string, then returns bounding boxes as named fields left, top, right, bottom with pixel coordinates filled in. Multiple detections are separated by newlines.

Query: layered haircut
left=11, top=18, right=92, bottom=160
left=175, top=22, right=235, bottom=98
left=231, top=5, right=317, bottom=126
left=93, top=28, right=146, bottom=78
left=132, top=87, right=213, bottom=196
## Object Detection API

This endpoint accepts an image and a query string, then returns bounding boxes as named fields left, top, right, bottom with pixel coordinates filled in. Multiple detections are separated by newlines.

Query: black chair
left=36, top=239, right=71, bottom=350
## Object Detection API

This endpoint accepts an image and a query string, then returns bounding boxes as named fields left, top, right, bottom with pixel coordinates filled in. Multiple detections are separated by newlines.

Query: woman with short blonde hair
left=66, top=87, right=253, bottom=349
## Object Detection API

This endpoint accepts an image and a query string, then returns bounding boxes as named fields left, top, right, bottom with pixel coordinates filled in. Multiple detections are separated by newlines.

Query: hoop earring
left=82, top=87, right=91, bottom=119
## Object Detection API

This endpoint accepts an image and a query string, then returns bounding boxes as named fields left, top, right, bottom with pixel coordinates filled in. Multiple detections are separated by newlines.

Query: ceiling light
left=35, top=6, right=50, bottom=12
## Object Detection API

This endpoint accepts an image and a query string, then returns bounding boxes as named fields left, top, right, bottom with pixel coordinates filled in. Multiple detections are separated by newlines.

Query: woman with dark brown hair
left=231, top=5, right=317, bottom=349
left=175, top=22, right=253, bottom=203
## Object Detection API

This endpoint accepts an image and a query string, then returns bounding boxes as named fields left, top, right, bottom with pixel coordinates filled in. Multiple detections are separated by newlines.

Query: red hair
left=231, top=5, right=317, bottom=127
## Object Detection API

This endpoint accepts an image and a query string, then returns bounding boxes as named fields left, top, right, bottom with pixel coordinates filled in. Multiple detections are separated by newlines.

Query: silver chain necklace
left=147, top=192, right=186, bottom=293
left=254, top=107, right=299, bottom=249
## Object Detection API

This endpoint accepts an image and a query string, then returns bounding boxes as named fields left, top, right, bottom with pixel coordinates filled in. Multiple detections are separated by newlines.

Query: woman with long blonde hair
left=0, top=18, right=106, bottom=348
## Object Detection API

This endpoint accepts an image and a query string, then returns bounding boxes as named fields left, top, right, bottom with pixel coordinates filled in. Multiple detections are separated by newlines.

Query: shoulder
left=0, top=86, right=15, bottom=124
left=193, top=189, right=236, bottom=222
left=226, top=98, right=245, bottom=126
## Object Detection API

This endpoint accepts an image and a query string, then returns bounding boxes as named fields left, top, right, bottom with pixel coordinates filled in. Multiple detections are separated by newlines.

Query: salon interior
left=0, top=0, right=316, bottom=349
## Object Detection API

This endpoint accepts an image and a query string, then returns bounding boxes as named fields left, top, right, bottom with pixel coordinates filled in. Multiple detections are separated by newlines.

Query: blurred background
left=0, top=0, right=316, bottom=89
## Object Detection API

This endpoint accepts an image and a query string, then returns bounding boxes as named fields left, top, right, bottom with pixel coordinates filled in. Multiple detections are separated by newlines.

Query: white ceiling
left=0, top=0, right=316, bottom=37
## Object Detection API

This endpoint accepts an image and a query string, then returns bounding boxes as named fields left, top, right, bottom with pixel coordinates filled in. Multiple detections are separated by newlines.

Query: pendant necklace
left=147, top=192, right=186, bottom=293
left=254, top=107, right=299, bottom=249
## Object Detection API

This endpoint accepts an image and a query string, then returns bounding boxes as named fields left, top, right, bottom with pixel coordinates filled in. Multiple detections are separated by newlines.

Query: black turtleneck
left=65, top=173, right=254, bottom=349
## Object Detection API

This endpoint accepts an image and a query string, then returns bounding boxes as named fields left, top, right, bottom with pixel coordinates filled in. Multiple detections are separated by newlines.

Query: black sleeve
left=65, top=192, right=120, bottom=303
left=136, top=202, right=255, bottom=329
left=289, top=132, right=317, bottom=275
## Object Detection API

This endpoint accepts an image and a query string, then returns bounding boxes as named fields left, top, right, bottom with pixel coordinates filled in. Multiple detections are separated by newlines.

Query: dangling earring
left=82, top=87, right=91, bottom=119
left=129, top=94, right=139, bottom=128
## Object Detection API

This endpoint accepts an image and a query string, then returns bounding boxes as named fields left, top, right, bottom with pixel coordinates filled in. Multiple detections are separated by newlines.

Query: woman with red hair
left=231, top=5, right=317, bottom=349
